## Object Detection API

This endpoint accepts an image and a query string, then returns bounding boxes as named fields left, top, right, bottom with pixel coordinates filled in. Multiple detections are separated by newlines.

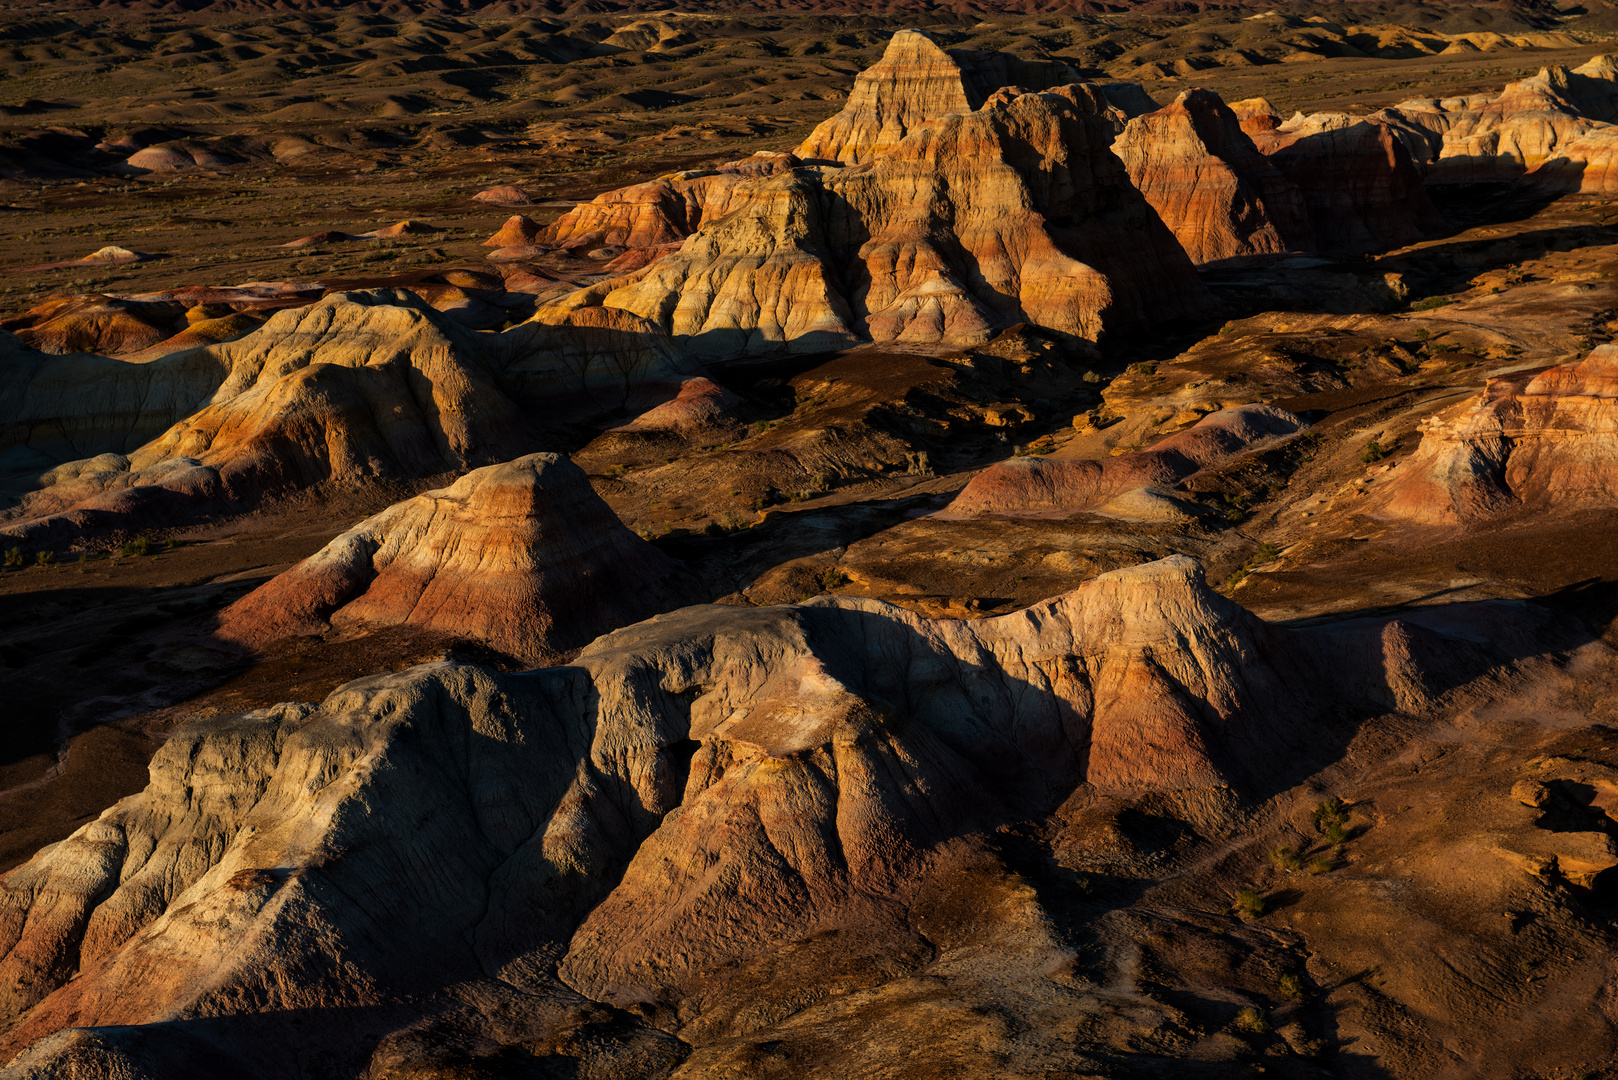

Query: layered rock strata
left=1244, top=107, right=1441, bottom=254
left=0, top=555, right=1549, bottom=1076
left=945, top=404, right=1305, bottom=517
left=215, top=453, right=680, bottom=660
left=2, top=291, right=696, bottom=540
left=1113, top=88, right=1315, bottom=264
left=1375, top=57, right=1618, bottom=184
left=794, top=29, right=1084, bottom=165
left=539, top=85, right=1209, bottom=358
left=1376, top=345, right=1618, bottom=524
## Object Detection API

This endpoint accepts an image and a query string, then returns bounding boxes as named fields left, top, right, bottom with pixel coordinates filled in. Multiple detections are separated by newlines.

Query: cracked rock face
left=1376, top=344, right=1618, bottom=524
left=1113, top=88, right=1316, bottom=265
left=0, top=555, right=1547, bottom=1076
left=215, top=452, right=682, bottom=661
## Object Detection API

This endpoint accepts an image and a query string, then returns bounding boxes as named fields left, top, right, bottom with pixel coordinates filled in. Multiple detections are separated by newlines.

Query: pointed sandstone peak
left=1114, top=87, right=1315, bottom=264
left=794, top=29, right=973, bottom=165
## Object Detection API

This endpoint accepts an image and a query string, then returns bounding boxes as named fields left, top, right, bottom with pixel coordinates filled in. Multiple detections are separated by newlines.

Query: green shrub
left=1233, top=1006, right=1270, bottom=1033
left=35, top=551, right=54, bottom=567
left=121, top=536, right=152, bottom=557
left=1279, top=973, right=1305, bottom=999
left=1269, top=845, right=1302, bottom=872
left=1307, top=856, right=1335, bottom=875
left=2, top=547, right=22, bottom=569
left=1323, top=821, right=1349, bottom=847
left=1361, top=440, right=1386, bottom=464
left=1411, top=295, right=1452, bottom=311
left=1234, top=889, right=1266, bottom=917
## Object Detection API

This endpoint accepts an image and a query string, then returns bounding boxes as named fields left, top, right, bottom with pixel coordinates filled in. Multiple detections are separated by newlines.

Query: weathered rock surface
left=1114, top=88, right=1315, bottom=264
left=944, top=404, right=1305, bottom=518
left=1376, top=57, right=1618, bottom=185
left=539, top=152, right=799, bottom=261
left=0, top=555, right=1544, bottom=1075
left=539, top=84, right=1209, bottom=358
left=794, top=29, right=1081, bottom=165
left=1246, top=108, right=1441, bottom=254
left=1376, top=344, right=1618, bottom=524
left=1, top=291, right=697, bottom=540
left=215, top=453, right=680, bottom=661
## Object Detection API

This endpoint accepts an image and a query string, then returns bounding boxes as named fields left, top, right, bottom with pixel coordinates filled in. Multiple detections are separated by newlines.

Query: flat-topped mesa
left=794, top=28, right=1082, bottom=165
left=1246, top=109, right=1442, bottom=254
left=944, top=404, right=1306, bottom=518
left=1375, top=345, right=1618, bottom=525
left=1114, top=88, right=1316, bottom=265
left=0, top=552, right=1557, bottom=1074
left=215, top=453, right=681, bottom=661
left=1374, top=57, right=1618, bottom=186
left=536, top=85, right=1210, bottom=359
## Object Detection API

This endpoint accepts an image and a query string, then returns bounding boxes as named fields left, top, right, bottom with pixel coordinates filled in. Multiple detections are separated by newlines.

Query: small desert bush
left=34, top=551, right=54, bottom=567
left=121, top=536, right=152, bottom=557
left=1361, top=440, right=1386, bottom=464
left=1233, top=1006, right=1270, bottom=1034
left=1233, top=889, right=1266, bottom=917
left=1269, top=845, right=1302, bottom=872
left=3, top=547, right=23, bottom=569
left=1279, top=973, right=1305, bottom=999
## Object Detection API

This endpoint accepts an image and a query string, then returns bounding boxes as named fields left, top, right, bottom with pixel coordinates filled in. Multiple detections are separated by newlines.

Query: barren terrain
left=6, top=3, right=1618, bottom=1078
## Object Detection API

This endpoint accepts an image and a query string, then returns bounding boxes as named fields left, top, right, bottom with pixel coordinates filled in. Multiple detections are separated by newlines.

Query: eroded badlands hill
left=11, top=19, right=1618, bottom=1080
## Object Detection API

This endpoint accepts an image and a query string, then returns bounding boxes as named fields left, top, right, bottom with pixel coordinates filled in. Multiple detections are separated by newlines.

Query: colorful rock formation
left=1246, top=108, right=1442, bottom=253
left=1113, top=88, right=1316, bottom=264
left=1376, top=345, right=1618, bottom=524
left=539, top=85, right=1209, bottom=357
left=0, top=554, right=1536, bottom=1074
left=215, top=453, right=680, bottom=660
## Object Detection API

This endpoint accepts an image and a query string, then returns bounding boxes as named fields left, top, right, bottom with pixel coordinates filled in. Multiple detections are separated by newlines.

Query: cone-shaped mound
left=216, top=453, right=681, bottom=661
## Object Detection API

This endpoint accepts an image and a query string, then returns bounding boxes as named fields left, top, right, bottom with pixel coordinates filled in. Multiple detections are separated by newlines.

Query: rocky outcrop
left=215, top=454, right=680, bottom=661
left=794, top=29, right=1082, bottom=165
left=539, top=85, right=1209, bottom=358
left=1113, top=88, right=1315, bottom=264
left=2, top=291, right=697, bottom=540
left=482, top=214, right=543, bottom=248
left=1373, top=57, right=1618, bottom=186
left=1375, top=345, right=1618, bottom=524
left=539, top=152, right=799, bottom=262
left=943, top=404, right=1305, bottom=518
left=0, top=554, right=1548, bottom=1075
left=1247, top=109, right=1441, bottom=254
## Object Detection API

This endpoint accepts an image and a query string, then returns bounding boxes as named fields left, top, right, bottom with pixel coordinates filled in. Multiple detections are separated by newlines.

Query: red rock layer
left=1113, top=88, right=1315, bottom=264
left=215, top=452, right=680, bottom=660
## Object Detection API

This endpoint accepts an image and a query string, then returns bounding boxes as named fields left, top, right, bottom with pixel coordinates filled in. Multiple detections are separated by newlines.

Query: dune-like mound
left=0, top=553, right=1544, bottom=1075
left=17, top=245, right=148, bottom=273
left=216, top=453, right=681, bottom=661
left=1113, top=88, right=1315, bottom=264
left=482, top=214, right=543, bottom=247
left=2, top=294, right=181, bottom=356
left=1376, top=345, right=1618, bottom=525
left=539, top=152, right=797, bottom=261
left=472, top=184, right=531, bottom=205
left=277, top=229, right=357, bottom=248
left=539, top=83, right=1209, bottom=358
left=944, top=404, right=1306, bottom=518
